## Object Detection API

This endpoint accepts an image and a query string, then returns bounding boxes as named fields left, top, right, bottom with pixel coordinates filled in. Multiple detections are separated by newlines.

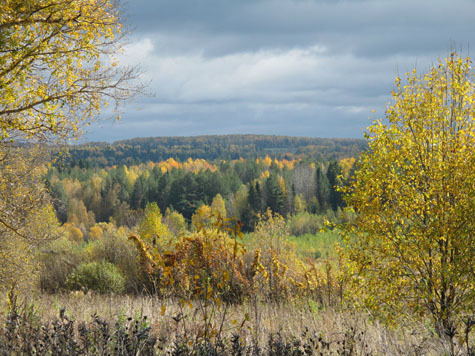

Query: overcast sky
left=83, top=0, right=475, bottom=142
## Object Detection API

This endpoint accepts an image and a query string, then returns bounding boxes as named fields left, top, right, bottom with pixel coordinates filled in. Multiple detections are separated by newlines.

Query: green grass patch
left=242, top=230, right=342, bottom=260
left=287, top=230, right=341, bottom=260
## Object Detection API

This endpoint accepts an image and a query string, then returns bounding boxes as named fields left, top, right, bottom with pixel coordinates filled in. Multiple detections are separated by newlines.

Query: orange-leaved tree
left=130, top=207, right=248, bottom=301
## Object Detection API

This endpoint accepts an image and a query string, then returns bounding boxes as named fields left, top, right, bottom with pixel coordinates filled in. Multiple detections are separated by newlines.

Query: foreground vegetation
left=7, top=208, right=472, bottom=355
left=0, top=292, right=446, bottom=355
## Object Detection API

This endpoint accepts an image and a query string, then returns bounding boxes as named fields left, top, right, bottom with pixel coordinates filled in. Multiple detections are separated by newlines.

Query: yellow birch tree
left=342, top=53, right=475, bottom=352
left=0, top=0, right=138, bottom=290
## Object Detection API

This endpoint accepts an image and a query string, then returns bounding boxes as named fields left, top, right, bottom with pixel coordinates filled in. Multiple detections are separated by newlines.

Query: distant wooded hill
left=67, top=135, right=367, bottom=167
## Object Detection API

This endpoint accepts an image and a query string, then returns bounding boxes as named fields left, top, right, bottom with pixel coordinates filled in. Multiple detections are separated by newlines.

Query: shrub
left=287, top=212, right=323, bottom=236
left=245, top=210, right=338, bottom=303
left=130, top=221, right=248, bottom=302
left=39, top=236, right=85, bottom=292
left=40, top=223, right=143, bottom=294
left=65, top=261, right=125, bottom=294
left=89, top=224, right=143, bottom=294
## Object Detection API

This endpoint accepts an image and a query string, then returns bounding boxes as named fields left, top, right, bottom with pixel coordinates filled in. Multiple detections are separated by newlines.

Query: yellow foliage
left=156, top=157, right=218, bottom=173
left=0, top=235, right=39, bottom=293
left=0, top=0, right=137, bottom=142
left=124, top=166, right=138, bottom=187
left=0, top=204, right=61, bottom=292
left=62, top=178, right=82, bottom=198
left=211, top=194, right=226, bottom=218
left=65, top=225, right=84, bottom=243
left=130, top=218, right=247, bottom=301
left=339, top=157, right=355, bottom=179
left=138, top=202, right=170, bottom=245
left=280, top=159, right=296, bottom=170
left=273, top=158, right=283, bottom=170
left=192, top=205, right=213, bottom=228
left=183, top=158, right=217, bottom=172
left=278, top=175, right=287, bottom=196
left=262, top=155, right=272, bottom=167
left=90, top=175, right=103, bottom=191
left=342, top=53, right=475, bottom=334
left=67, top=198, right=95, bottom=228
left=129, top=233, right=155, bottom=276
left=89, top=225, right=104, bottom=241
left=247, top=210, right=330, bottom=301
left=158, top=158, right=181, bottom=172
left=0, top=147, right=61, bottom=291
left=128, top=207, right=335, bottom=303
left=293, top=194, right=306, bottom=214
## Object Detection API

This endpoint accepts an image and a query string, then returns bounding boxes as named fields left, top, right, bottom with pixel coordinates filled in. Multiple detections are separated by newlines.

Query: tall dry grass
left=0, top=292, right=446, bottom=355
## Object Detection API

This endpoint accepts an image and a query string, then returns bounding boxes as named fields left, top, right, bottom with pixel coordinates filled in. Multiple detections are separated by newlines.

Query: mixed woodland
left=48, top=137, right=358, bottom=233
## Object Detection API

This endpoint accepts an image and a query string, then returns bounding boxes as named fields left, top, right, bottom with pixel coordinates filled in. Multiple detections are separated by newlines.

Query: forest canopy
left=47, top=153, right=353, bottom=232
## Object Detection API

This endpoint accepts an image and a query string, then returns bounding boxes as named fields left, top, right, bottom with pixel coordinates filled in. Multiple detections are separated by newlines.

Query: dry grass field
left=0, top=292, right=447, bottom=355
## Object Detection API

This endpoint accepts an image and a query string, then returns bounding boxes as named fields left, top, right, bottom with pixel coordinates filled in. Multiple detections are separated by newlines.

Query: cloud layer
left=84, top=0, right=475, bottom=142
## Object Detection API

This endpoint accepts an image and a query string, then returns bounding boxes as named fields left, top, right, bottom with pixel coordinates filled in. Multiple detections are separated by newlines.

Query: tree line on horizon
left=65, top=134, right=366, bottom=167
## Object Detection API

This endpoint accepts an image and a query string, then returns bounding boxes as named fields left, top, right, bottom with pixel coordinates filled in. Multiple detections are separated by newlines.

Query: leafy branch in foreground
left=0, top=0, right=142, bottom=142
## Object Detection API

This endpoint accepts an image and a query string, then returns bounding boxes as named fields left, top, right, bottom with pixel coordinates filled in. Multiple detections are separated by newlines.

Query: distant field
left=242, top=230, right=341, bottom=260
left=287, top=231, right=341, bottom=260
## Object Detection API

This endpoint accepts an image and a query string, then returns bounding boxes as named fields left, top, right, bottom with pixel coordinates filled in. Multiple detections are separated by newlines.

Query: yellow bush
left=64, top=224, right=84, bottom=243
left=246, top=210, right=337, bottom=302
left=129, top=207, right=340, bottom=303
left=130, top=214, right=248, bottom=301
left=89, top=225, right=104, bottom=241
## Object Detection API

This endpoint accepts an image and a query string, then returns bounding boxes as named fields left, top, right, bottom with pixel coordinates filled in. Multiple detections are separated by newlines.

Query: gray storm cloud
left=85, top=0, right=475, bottom=142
